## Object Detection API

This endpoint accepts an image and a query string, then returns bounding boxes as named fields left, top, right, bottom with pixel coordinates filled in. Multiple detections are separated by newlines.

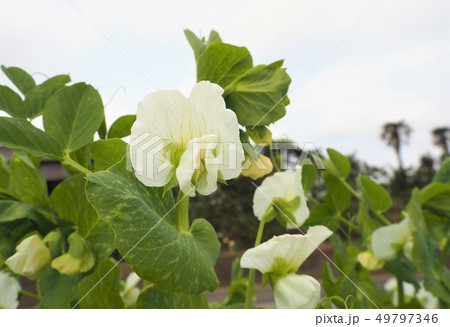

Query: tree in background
left=380, top=121, right=412, bottom=171
left=432, top=127, right=450, bottom=160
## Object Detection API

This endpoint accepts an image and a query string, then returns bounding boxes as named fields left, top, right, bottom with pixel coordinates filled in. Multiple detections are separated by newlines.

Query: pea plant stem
left=62, top=152, right=92, bottom=175
left=244, top=219, right=266, bottom=309
left=339, top=178, right=391, bottom=225
left=397, top=277, right=405, bottom=306
left=269, top=146, right=281, bottom=172
left=20, top=290, right=41, bottom=301
left=174, top=191, right=190, bottom=231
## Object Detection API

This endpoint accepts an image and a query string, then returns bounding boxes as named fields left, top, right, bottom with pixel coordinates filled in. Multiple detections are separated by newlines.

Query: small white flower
left=5, top=234, right=51, bottom=279
left=130, top=81, right=244, bottom=197
left=241, top=226, right=332, bottom=309
left=0, top=271, right=21, bottom=309
left=384, top=278, right=438, bottom=308
left=253, top=170, right=309, bottom=229
left=371, top=217, right=413, bottom=260
left=120, top=272, right=141, bottom=308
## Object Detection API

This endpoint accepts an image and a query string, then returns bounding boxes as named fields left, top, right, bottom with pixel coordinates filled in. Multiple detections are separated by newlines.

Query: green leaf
left=301, top=164, right=318, bottom=192
left=90, top=138, right=127, bottom=171
left=357, top=174, right=392, bottom=212
left=197, top=43, right=253, bottom=88
left=0, top=153, right=9, bottom=192
left=434, top=158, right=450, bottom=184
left=245, top=126, right=272, bottom=145
left=86, top=159, right=221, bottom=294
left=107, top=114, right=136, bottom=139
left=40, top=74, right=71, bottom=87
left=86, top=221, right=115, bottom=260
left=224, top=64, right=291, bottom=126
left=303, top=203, right=340, bottom=231
left=24, top=84, right=65, bottom=119
left=42, top=83, right=104, bottom=152
left=324, top=173, right=351, bottom=213
left=38, top=267, right=81, bottom=308
left=136, top=287, right=204, bottom=309
left=0, top=200, right=53, bottom=230
left=76, top=259, right=124, bottom=309
left=49, top=174, right=97, bottom=237
left=184, top=29, right=223, bottom=62
left=0, top=85, right=25, bottom=118
left=1, top=65, right=36, bottom=95
left=407, top=190, right=450, bottom=304
left=324, top=148, right=351, bottom=179
left=384, top=258, right=419, bottom=290
left=0, top=117, right=63, bottom=158
left=8, top=152, right=48, bottom=207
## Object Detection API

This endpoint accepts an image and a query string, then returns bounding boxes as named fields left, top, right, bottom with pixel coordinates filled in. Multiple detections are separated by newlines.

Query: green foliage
left=434, top=158, right=450, bottom=184
left=137, top=287, right=204, bottom=309
left=357, top=174, right=392, bottom=212
left=187, top=30, right=291, bottom=127
left=86, top=159, right=221, bottom=294
left=90, top=138, right=127, bottom=171
left=324, top=148, right=351, bottom=179
left=107, top=115, right=136, bottom=139
left=76, top=259, right=124, bottom=309
left=42, top=83, right=104, bottom=152
left=1, top=65, right=36, bottom=95
left=0, top=117, right=63, bottom=158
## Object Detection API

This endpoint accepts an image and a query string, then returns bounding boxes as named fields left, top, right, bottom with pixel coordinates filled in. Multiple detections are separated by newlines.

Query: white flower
left=371, top=217, right=413, bottom=260
left=120, top=272, right=141, bottom=308
left=253, top=170, right=309, bottom=229
left=384, top=278, right=438, bottom=308
left=273, top=274, right=321, bottom=309
left=0, top=271, right=21, bottom=309
left=5, top=234, right=51, bottom=279
left=241, top=226, right=332, bottom=309
left=130, top=81, right=244, bottom=197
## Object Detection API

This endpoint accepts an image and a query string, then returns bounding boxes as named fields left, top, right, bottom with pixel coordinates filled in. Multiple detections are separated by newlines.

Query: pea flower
left=384, top=278, right=438, bottom=308
left=253, top=170, right=309, bottom=228
left=357, top=251, right=384, bottom=270
left=240, top=225, right=332, bottom=309
left=5, top=234, right=51, bottom=279
left=371, top=216, right=413, bottom=260
left=120, top=272, right=141, bottom=308
left=130, top=81, right=244, bottom=197
left=0, top=271, right=20, bottom=309
left=51, top=232, right=95, bottom=276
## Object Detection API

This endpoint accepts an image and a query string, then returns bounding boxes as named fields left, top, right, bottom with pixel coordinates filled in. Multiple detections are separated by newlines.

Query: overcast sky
left=1, top=0, right=449, bottom=170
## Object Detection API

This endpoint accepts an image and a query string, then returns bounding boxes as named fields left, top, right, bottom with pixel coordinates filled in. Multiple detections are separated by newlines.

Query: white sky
left=1, top=0, right=449, bottom=170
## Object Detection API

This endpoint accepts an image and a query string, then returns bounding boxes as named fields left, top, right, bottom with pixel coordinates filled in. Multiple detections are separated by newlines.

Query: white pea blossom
left=130, top=81, right=244, bottom=197
left=241, top=226, right=332, bottom=309
left=253, top=170, right=309, bottom=228
left=0, top=271, right=21, bottom=309
left=5, top=234, right=51, bottom=279
left=384, top=278, right=438, bottom=308
left=120, top=272, right=141, bottom=308
left=371, top=216, right=413, bottom=260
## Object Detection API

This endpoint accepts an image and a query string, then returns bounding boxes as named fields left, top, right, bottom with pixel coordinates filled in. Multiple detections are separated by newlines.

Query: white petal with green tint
left=273, top=273, right=321, bottom=309
left=240, top=226, right=332, bottom=274
left=130, top=81, right=243, bottom=196
left=253, top=170, right=309, bottom=228
left=0, top=271, right=20, bottom=309
left=372, top=217, right=412, bottom=260
left=5, top=234, right=51, bottom=279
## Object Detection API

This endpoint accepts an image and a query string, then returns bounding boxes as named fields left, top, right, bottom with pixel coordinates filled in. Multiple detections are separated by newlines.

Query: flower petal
left=0, top=271, right=20, bottom=309
left=273, top=274, right=321, bottom=309
left=372, top=218, right=412, bottom=260
left=240, top=226, right=332, bottom=274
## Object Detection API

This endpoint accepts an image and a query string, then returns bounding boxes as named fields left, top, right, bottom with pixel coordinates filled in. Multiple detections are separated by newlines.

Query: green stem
left=20, top=290, right=42, bottom=301
left=339, top=178, right=391, bottom=225
left=244, top=219, right=266, bottom=309
left=63, top=152, right=92, bottom=175
left=269, top=146, right=281, bottom=172
left=174, top=191, right=190, bottom=231
left=397, top=277, right=405, bottom=307
left=306, top=194, right=320, bottom=205
left=438, top=238, right=450, bottom=278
